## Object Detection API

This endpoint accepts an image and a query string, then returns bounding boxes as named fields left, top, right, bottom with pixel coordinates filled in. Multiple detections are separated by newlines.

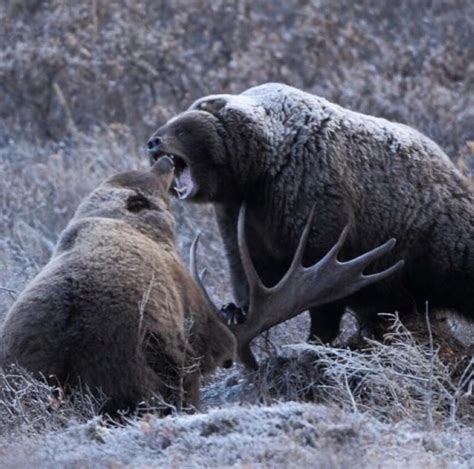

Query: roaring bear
left=147, top=83, right=473, bottom=345
left=0, top=157, right=236, bottom=413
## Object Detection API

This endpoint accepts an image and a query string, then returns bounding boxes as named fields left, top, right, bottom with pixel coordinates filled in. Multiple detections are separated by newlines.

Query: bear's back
left=0, top=216, right=187, bottom=386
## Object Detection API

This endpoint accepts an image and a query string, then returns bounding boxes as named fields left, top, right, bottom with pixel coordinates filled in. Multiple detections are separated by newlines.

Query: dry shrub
left=0, top=362, right=203, bottom=436
left=246, top=314, right=473, bottom=426
left=0, top=127, right=143, bottom=313
left=0, top=0, right=472, bottom=172
left=1, top=401, right=472, bottom=467
left=0, top=4, right=472, bottom=464
left=0, top=365, right=103, bottom=435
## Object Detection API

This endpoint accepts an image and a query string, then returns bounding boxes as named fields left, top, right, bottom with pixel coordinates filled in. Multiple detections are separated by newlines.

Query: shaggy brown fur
left=148, top=83, right=473, bottom=345
left=0, top=157, right=236, bottom=414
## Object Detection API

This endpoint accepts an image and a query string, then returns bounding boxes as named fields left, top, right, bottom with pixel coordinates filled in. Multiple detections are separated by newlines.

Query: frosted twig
left=0, top=286, right=17, bottom=300
left=425, top=302, right=434, bottom=430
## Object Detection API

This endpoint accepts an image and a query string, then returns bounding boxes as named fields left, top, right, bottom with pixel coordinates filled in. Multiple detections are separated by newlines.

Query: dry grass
left=1, top=402, right=473, bottom=468
left=246, top=315, right=473, bottom=426
left=0, top=0, right=473, bottom=172
left=0, top=0, right=473, bottom=465
left=0, top=315, right=472, bottom=466
left=0, top=365, right=103, bottom=436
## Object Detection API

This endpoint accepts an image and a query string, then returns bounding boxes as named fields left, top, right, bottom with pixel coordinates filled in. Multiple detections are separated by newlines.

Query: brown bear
left=0, top=156, right=236, bottom=414
left=147, top=83, right=473, bottom=346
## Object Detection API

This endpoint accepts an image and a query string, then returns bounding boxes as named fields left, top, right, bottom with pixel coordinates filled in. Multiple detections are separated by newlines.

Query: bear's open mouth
left=156, top=153, right=195, bottom=200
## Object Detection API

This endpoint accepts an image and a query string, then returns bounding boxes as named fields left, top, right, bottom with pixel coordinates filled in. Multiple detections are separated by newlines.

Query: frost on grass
left=0, top=365, right=103, bottom=436
left=1, top=1, right=473, bottom=464
left=0, top=314, right=471, bottom=467
left=252, top=316, right=472, bottom=425
left=203, top=314, right=473, bottom=425
left=0, top=402, right=472, bottom=468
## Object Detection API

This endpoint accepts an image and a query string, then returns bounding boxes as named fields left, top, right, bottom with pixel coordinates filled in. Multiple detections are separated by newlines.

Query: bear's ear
left=188, top=94, right=233, bottom=114
left=189, top=93, right=258, bottom=118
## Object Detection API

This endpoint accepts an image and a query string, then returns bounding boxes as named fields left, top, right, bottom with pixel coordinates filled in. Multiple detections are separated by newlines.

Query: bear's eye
left=126, top=192, right=152, bottom=213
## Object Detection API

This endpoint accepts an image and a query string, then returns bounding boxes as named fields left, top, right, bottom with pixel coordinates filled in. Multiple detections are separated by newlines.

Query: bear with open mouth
left=148, top=83, right=474, bottom=346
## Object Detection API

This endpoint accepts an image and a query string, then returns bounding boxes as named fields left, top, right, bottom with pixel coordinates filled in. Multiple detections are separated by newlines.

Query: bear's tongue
left=174, top=166, right=194, bottom=200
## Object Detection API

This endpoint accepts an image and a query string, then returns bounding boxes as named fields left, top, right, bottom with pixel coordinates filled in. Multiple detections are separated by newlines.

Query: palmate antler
left=191, top=204, right=404, bottom=370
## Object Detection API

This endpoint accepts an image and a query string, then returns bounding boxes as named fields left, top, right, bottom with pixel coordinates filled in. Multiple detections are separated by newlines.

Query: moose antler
left=191, top=204, right=404, bottom=370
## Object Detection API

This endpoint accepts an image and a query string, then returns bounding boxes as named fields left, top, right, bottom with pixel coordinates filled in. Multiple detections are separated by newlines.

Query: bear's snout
left=147, top=136, right=163, bottom=156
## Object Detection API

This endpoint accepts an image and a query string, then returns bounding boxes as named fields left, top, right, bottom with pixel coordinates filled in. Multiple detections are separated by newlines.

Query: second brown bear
left=0, top=156, right=236, bottom=414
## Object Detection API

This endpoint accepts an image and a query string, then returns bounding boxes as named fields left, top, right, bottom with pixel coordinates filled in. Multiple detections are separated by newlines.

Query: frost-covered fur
left=0, top=159, right=236, bottom=413
left=150, top=83, right=474, bottom=343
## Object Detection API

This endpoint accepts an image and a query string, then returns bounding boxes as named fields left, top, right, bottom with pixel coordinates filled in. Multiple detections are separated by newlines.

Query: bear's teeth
left=173, top=165, right=194, bottom=199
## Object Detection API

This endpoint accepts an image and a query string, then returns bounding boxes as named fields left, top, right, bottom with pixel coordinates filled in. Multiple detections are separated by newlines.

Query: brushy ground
left=0, top=0, right=473, bottom=467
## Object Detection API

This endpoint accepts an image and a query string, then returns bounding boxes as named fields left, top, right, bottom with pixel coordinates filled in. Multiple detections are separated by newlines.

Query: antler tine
left=343, top=238, right=396, bottom=271
left=237, top=204, right=267, bottom=292
left=272, top=204, right=317, bottom=292
left=190, top=233, right=217, bottom=309
left=318, top=224, right=351, bottom=266
left=229, top=205, right=404, bottom=370
left=287, top=204, right=317, bottom=272
left=360, top=259, right=405, bottom=285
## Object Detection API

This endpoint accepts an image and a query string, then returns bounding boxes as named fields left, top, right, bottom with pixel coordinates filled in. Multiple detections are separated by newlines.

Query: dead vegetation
left=246, top=315, right=473, bottom=426
left=0, top=0, right=473, bottom=466
left=0, top=365, right=103, bottom=436
left=0, top=310, right=472, bottom=431
left=0, top=0, right=473, bottom=171
left=1, top=402, right=473, bottom=468
left=0, top=314, right=472, bottom=465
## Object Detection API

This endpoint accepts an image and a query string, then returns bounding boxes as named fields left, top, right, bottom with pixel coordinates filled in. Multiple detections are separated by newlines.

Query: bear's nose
left=147, top=136, right=163, bottom=154
left=223, top=359, right=233, bottom=369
